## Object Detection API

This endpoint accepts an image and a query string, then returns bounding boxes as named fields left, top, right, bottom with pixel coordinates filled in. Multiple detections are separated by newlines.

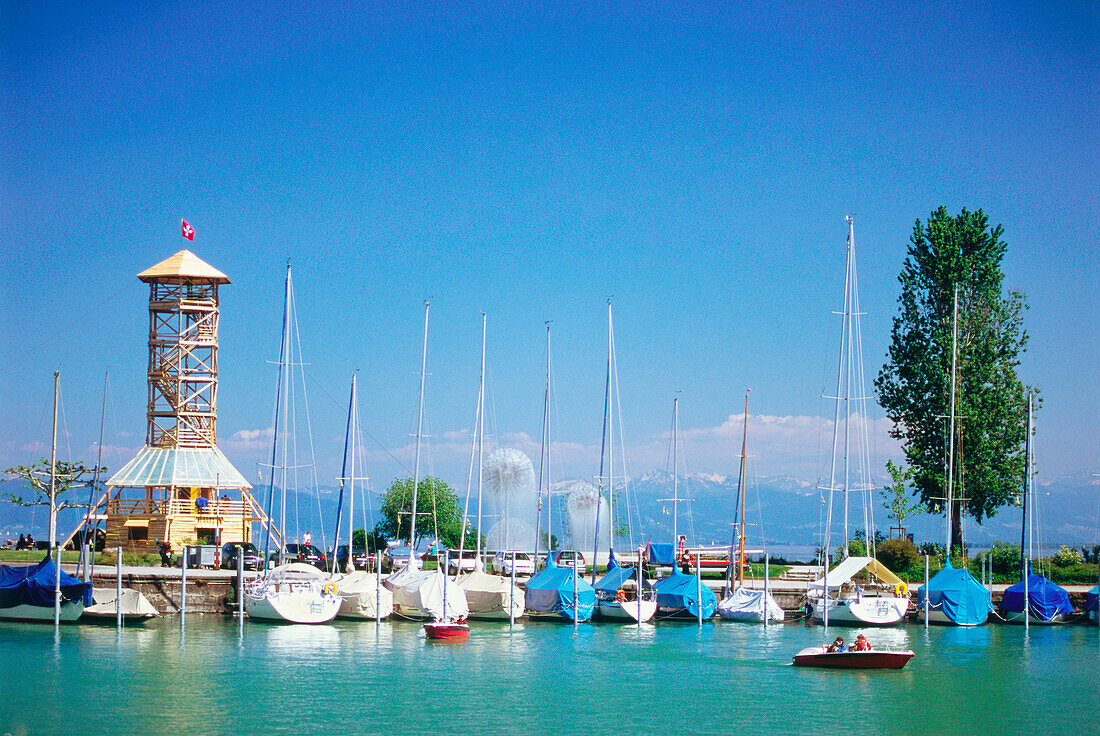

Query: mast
left=591, top=300, right=612, bottom=583
left=407, top=301, right=430, bottom=561
left=47, top=371, right=59, bottom=551
left=946, top=285, right=959, bottom=558
left=262, top=265, right=293, bottom=563
left=348, top=375, right=358, bottom=571
left=736, top=390, right=749, bottom=588
left=333, top=376, right=355, bottom=572
left=1021, top=392, right=1033, bottom=579
left=672, top=397, right=680, bottom=549
left=534, top=322, right=551, bottom=568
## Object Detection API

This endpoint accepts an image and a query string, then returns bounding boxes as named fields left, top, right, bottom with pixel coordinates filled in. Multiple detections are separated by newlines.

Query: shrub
left=1052, top=545, right=1083, bottom=567
left=876, top=538, right=920, bottom=575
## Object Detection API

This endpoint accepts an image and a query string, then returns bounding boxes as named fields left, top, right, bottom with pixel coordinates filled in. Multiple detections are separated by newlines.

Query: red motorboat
left=792, top=646, right=914, bottom=669
left=424, top=619, right=470, bottom=641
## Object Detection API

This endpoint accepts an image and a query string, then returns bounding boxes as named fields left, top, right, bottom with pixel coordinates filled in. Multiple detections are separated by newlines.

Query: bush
left=876, top=538, right=920, bottom=575
left=1052, top=545, right=1083, bottom=567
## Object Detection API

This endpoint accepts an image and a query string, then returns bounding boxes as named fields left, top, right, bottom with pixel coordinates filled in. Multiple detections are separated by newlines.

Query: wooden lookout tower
left=94, top=250, right=271, bottom=558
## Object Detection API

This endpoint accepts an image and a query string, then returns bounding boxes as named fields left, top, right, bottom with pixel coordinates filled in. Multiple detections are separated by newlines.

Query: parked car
left=269, top=543, right=327, bottom=569
left=335, top=544, right=373, bottom=572
left=221, top=541, right=264, bottom=571
left=446, top=549, right=481, bottom=574
left=491, top=550, right=536, bottom=577
left=381, top=546, right=421, bottom=573
left=554, top=550, right=586, bottom=572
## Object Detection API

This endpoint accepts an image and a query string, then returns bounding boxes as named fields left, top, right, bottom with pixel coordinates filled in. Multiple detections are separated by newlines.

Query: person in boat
left=852, top=634, right=872, bottom=651
left=826, top=636, right=846, bottom=653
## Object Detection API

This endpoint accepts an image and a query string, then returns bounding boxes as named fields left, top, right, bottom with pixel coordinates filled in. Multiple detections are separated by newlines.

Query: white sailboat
left=244, top=265, right=339, bottom=624
left=330, top=374, right=393, bottom=621
left=592, top=302, right=655, bottom=623
left=810, top=217, right=908, bottom=627
left=383, top=302, right=470, bottom=622
left=455, top=313, right=525, bottom=620
left=717, top=390, right=784, bottom=623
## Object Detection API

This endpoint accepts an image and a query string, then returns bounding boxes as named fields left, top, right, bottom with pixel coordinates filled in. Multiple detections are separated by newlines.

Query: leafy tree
left=881, top=460, right=923, bottom=535
left=375, top=476, right=462, bottom=549
left=875, top=207, right=1032, bottom=552
left=4, top=459, right=105, bottom=548
left=875, top=537, right=920, bottom=576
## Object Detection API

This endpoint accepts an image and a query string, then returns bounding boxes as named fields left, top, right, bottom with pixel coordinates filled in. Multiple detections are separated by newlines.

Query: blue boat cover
left=1001, top=571, right=1073, bottom=622
left=594, top=565, right=649, bottom=595
left=0, top=556, right=93, bottom=609
left=648, top=543, right=676, bottom=565
left=916, top=560, right=990, bottom=626
left=653, top=566, right=716, bottom=619
left=1086, top=586, right=1098, bottom=613
left=524, top=558, right=594, bottom=621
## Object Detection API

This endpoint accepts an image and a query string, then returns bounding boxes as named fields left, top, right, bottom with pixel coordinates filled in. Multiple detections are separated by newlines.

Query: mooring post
left=696, top=553, right=703, bottom=627
left=116, top=546, right=123, bottom=627
left=53, top=543, right=62, bottom=628
left=923, top=555, right=929, bottom=628
left=180, top=545, right=188, bottom=619
left=237, top=550, right=244, bottom=622
left=509, top=551, right=516, bottom=628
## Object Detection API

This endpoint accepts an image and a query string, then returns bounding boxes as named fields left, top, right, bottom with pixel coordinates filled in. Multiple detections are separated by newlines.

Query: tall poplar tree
left=875, top=207, right=1032, bottom=553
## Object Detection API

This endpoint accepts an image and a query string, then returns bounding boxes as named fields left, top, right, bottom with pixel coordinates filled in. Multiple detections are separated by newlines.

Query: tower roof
left=138, top=249, right=231, bottom=284
left=106, top=446, right=251, bottom=490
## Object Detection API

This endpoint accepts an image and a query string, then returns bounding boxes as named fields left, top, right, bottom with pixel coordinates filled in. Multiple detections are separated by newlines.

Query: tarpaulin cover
left=916, top=560, right=991, bottom=626
left=717, top=586, right=785, bottom=622
left=0, top=556, right=93, bottom=608
left=1001, top=572, right=1073, bottom=622
left=647, top=543, right=676, bottom=565
left=593, top=565, right=650, bottom=595
left=524, top=558, right=594, bottom=621
left=808, top=556, right=904, bottom=592
left=653, top=566, right=716, bottom=618
left=1086, top=586, right=1098, bottom=613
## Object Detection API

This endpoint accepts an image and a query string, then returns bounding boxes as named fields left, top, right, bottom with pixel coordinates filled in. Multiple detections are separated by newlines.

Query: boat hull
left=810, top=596, right=908, bottom=626
left=918, top=607, right=988, bottom=627
left=1001, top=609, right=1071, bottom=625
left=245, top=585, right=340, bottom=624
left=792, top=646, right=914, bottom=669
left=595, top=599, right=657, bottom=623
left=0, top=602, right=84, bottom=623
left=424, top=622, right=470, bottom=640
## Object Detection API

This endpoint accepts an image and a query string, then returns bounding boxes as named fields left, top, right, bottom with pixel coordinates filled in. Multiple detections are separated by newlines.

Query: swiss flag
left=181, top=220, right=195, bottom=241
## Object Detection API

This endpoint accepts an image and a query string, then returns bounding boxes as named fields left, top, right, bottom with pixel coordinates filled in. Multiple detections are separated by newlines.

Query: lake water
left=3, top=615, right=1097, bottom=735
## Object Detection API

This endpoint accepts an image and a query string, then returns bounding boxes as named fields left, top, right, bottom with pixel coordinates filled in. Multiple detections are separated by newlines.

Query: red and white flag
left=181, top=220, right=195, bottom=241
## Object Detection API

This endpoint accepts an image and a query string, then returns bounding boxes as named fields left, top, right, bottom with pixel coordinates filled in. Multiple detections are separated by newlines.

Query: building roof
left=106, top=446, right=251, bottom=489
left=137, top=250, right=231, bottom=284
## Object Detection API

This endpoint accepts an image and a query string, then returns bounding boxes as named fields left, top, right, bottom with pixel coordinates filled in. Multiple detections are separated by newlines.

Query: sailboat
left=383, top=302, right=470, bottom=624
left=1000, top=393, right=1073, bottom=625
left=592, top=303, right=655, bottom=623
left=524, top=322, right=596, bottom=622
left=455, top=313, right=525, bottom=621
left=652, top=397, right=717, bottom=621
left=717, top=391, right=783, bottom=623
left=915, top=285, right=992, bottom=626
left=329, top=375, right=393, bottom=621
left=244, top=265, right=340, bottom=624
left=810, top=217, right=908, bottom=627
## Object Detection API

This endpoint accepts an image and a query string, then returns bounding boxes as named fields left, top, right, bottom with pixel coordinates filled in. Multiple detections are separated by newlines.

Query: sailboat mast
left=535, top=322, right=551, bottom=567
left=408, top=301, right=430, bottom=557
left=333, top=376, right=355, bottom=571
left=737, top=390, right=749, bottom=587
left=476, top=312, right=486, bottom=564
left=262, top=265, right=292, bottom=561
left=348, top=375, right=358, bottom=570
left=1021, top=392, right=1033, bottom=577
left=592, top=301, right=612, bottom=583
left=278, top=268, right=293, bottom=549
left=672, top=397, right=679, bottom=549
left=47, top=371, right=59, bottom=550
left=946, top=286, right=959, bottom=557
left=842, top=218, right=855, bottom=553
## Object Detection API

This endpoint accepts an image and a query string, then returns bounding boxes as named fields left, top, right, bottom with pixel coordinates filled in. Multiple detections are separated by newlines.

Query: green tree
left=4, top=459, right=106, bottom=548
left=881, top=460, right=923, bottom=535
left=375, top=476, right=463, bottom=548
left=875, top=207, right=1032, bottom=552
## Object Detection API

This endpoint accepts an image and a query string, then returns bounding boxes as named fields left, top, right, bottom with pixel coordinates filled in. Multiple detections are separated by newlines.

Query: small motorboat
left=792, top=646, right=914, bottom=669
left=424, top=619, right=470, bottom=641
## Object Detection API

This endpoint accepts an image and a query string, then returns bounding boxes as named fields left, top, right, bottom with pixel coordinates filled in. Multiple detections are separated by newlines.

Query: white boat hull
left=917, top=607, right=988, bottom=626
left=83, top=588, right=159, bottom=621
left=717, top=587, right=785, bottom=623
left=811, top=596, right=908, bottom=626
left=331, top=572, right=393, bottom=620
left=244, top=565, right=341, bottom=624
left=596, top=598, right=657, bottom=623
left=0, top=602, right=84, bottom=622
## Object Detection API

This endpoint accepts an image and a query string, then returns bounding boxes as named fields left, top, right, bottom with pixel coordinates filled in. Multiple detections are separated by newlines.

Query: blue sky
left=2, top=2, right=1097, bottom=497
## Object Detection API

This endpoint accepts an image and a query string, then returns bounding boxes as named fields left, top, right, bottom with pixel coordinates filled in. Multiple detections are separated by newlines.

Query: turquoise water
left=3, top=616, right=1097, bottom=735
